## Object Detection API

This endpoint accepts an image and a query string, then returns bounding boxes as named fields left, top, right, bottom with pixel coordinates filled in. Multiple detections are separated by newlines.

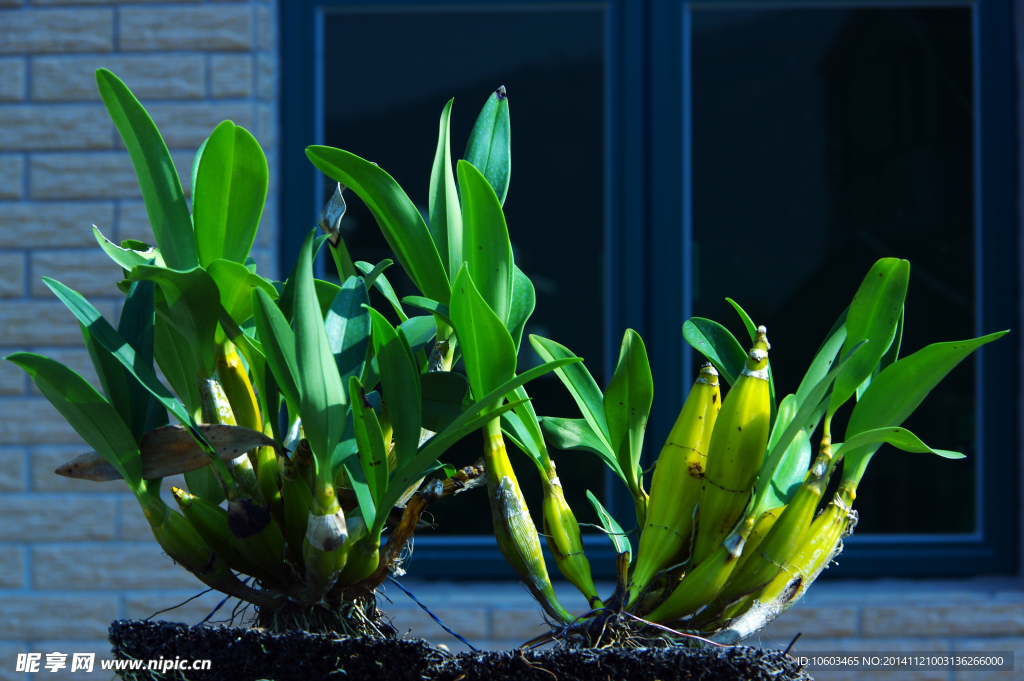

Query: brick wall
left=0, top=2, right=279, bottom=679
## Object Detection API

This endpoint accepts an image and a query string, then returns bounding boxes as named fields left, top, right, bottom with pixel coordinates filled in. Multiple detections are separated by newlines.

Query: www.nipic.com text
left=16, top=653, right=213, bottom=673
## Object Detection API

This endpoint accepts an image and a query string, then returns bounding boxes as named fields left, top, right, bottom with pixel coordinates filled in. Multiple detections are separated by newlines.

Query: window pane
left=690, top=7, right=974, bottom=533
left=322, top=8, right=605, bottom=534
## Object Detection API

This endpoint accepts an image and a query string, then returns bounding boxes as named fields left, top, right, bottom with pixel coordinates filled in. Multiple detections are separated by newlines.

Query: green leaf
left=206, top=259, right=278, bottom=341
left=93, top=226, right=161, bottom=272
left=95, top=69, right=196, bottom=270
left=421, top=371, right=469, bottom=433
left=463, top=86, right=510, bottom=205
left=449, top=265, right=516, bottom=406
left=858, top=306, right=904, bottom=401
left=507, top=266, right=535, bottom=357
left=759, top=394, right=812, bottom=510
left=529, top=335, right=612, bottom=450
left=541, top=416, right=624, bottom=481
left=41, top=278, right=214, bottom=455
left=349, top=376, right=389, bottom=505
left=153, top=314, right=200, bottom=418
left=829, top=258, right=910, bottom=416
left=355, top=261, right=408, bottom=322
left=6, top=353, right=143, bottom=489
left=398, top=316, right=437, bottom=358
left=190, top=134, right=208, bottom=201
left=251, top=287, right=301, bottom=418
left=305, top=145, right=451, bottom=305
left=842, top=330, right=1008, bottom=484
left=366, top=307, right=421, bottom=469
left=795, top=320, right=848, bottom=408
left=500, top=411, right=543, bottom=462
left=343, top=451, right=376, bottom=530
left=586, top=490, right=630, bottom=556
left=835, top=426, right=963, bottom=461
left=117, top=279, right=157, bottom=442
left=360, top=259, right=393, bottom=291
left=293, top=230, right=347, bottom=468
left=325, top=276, right=370, bottom=389
left=683, top=318, right=747, bottom=387
left=129, top=266, right=220, bottom=376
left=604, top=329, right=653, bottom=492
left=429, top=98, right=462, bottom=277
left=82, top=323, right=132, bottom=435
left=458, top=159, right=513, bottom=325
left=402, top=296, right=453, bottom=328
left=193, top=120, right=268, bottom=267
left=725, top=297, right=777, bottom=426
left=500, top=385, right=548, bottom=472
left=277, top=234, right=329, bottom=322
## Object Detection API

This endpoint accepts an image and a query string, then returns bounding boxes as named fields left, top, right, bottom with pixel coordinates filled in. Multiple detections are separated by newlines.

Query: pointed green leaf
left=795, top=320, right=848, bottom=408
left=725, top=297, right=776, bottom=426
left=586, top=490, right=630, bottom=556
left=759, top=394, right=812, bottom=510
left=93, top=226, right=162, bottom=272
left=206, top=259, right=278, bottom=341
left=95, top=68, right=196, bottom=270
left=360, top=259, right=393, bottom=291
left=604, top=329, right=653, bottom=491
left=458, top=159, right=513, bottom=325
left=82, top=323, right=132, bottom=434
left=540, top=417, right=623, bottom=479
left=402, top=296, right=453, bottom=328
left=529, top=334, right=612, bottom=449
left=305, top=145, right=450, bottom=305
left=449, top=265, right=516, bottom=406
left=117, top=279, right=157, bottom=442
left=398, top=315, right=437, bottom=358
left=277, top=234, right=329, bottom=322
left=251, top=287, right=300, bottom=417
left=193, top=121, right=268, bottom=267
left=350, top=376, right=389, bottom=504
left=463, top=86, right=510, bottom=205
left=355, top=261, right=408, bottom=322
left=366, top=307, right=421, bottom=468
left=836, top=426, right=964, bottom=461
left=507, top=266, right=535, bottom=356
left=325, top=276, right=370, bottom=388
left=682, top=318, right=746, bottom=387
left=153, top=314, right=200, bottom=418
left=429, top=98, right=462, bottom=277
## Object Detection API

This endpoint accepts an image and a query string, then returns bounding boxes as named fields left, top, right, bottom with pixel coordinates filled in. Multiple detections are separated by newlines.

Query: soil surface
left=109, top=620, right=814, bottom=681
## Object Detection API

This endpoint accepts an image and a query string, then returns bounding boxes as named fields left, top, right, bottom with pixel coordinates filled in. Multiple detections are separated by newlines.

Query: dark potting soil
left=108, top=620, right=814, bottom=681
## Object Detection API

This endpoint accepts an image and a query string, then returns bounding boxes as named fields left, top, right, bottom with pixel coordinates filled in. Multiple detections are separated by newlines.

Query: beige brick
left=210, top=54, right=252, bottom=98
left=27, top=348, right=99, bottom=396
left=124, top=590, right=241, bottom=625
left=761, top=605, right=859, bottom=641
left=0, top=155, right=24, bottom=199
left=0, top=58, right=25, bottom=102
left=257, top=4, right=273, bottom=49
left=30, top=249, right=122, bottom=298
left=489, top=607, right=549, bottom=642
left=0, top=105, right=111, bottom=151
left=0, top=495, right=114, bottom=541
left=0, top=545, right=24, bottom=588
left=256, top=53, right=276, bottom=102
left=0, top=643, right=29, bottom=681
left=32, top=54, right=204, bottom=101
left=952, top=637, right=1024, bottom=681
left=254, top=102, right=276, bottom=149
left=0, top=300, right=116, bottom=345
left=0, top=8, right=113, bottom=54
left=388, top=606, right=489, bottom=643
left=0, top=398, right=81, bottom=445
left=28, top=641, right=115, bottom=681
left=124, top=102, right=252, bottom=150
left=32, top=446, right=132, bottom=493
left=0, top=358, right=26, bottom=395
left=0, top=201, right=113, bottom=248
left=0, top=252, right=24, bottom=297
left=248, top=247, right=275, bottom=281
left=0, top=447, right=26, bottom=489
left=117, top=200, right=154, bottom=243
left=863, top=603, right=1024, bottom=637
left=29, top=151, right=194, bottom=199
left=33, top=542, right=200, bottom=589
left=0, top=595, right=118, bottom=639
left=119, top=6, right=252, bottom=51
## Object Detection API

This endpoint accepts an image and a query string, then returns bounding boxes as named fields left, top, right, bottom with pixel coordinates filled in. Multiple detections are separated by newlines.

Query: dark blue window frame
left=280, top=0, right=1017, bottom=578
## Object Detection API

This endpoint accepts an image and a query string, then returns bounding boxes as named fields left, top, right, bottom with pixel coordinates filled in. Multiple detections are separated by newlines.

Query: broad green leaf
left=586, top=490, right=630, bottom=556
left=428, top=98, right=462, bottom=277
left=39, top=279, right=214, bottom=455
left=349, top=376, right=389, bottom=504
left=95, top=69, right=196, bottom=270
left=750, top=340, right=867, bottom=518
left=858, top=306, right=904, bottom=401
left=759, top=394, right=812, bottom=510
left=129, top=266, right=220, bottom=376
left=93, top=227, right=162, bottom=271
left=842, top=330, right=1007, bottom=484
left=500, top=411, right=543, bottom=462
left=314, top=279, right=341, bottom=319
left=367, top=307, right=421, bottom=468
left=153, top=314, right=200, bottom=418
left=507, top=266, right=535, bottom=356
left=449, top=266, right=516, bottom=407
left=251, top=287, right=300, bottom=417
left=325, top=276, right=370, bottom=388
left=190, top=134, right=208, bottom=201
left=206, top=259, right=278, bottom=344
left=725, top=297, right=776, bottom=425
left=529, top=334, right=612, bottom=449
left=117, top=279, right=157, bottom=442
left=305, top=145, right=451, bottom=305
left=293, top=230, right=347, bottom=469
left=343, top=451, right=376, bottom=531
left=82, top=323, right=132, bottom=435
left=193, top=120, right=268, bottom=267
left=402, top=296, right=453, bottom=328
left=541, top=416, right=624, bottom=481
left=398, top=316, right=437, bottom=358
left=463, top=86, right=511, bottom=205
left=6, top=353, right=143, bottom=489
left=682, top=318, right=746, bottom=386
left=835, top=426, right=963, bottom=461
left=829, top=259, right=909, bottom=416
left=355, top=261, right=408, bottom=322
left=277, top=234, right=329, bottom=322
left=421, top=371, right=469, bottom=433
left=458, top=160, right=513, bottom=325
left=604, top=329, right=653, bottom=492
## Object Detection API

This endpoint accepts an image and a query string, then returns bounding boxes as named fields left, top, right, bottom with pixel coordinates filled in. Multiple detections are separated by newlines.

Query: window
left=282, top=0, right=1017, bottom=577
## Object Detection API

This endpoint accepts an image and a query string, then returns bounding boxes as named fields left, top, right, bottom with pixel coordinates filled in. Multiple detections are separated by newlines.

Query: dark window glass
left=690, top=8, right=974, bottom=534
left=321, top=8, right=605, bottom=534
